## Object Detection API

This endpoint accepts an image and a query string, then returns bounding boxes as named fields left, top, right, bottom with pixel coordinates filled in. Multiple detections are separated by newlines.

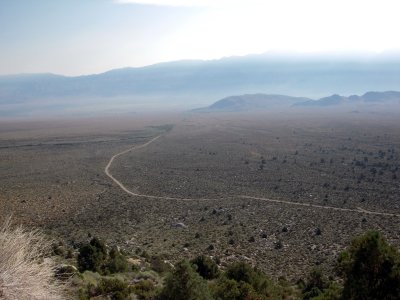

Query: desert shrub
left=52, top=242, right=66, bottom=257
left=191, top=255, right=220, bottom=279
left=105, top=246, right=129, bottom=274
left=77, top=238, right=129, bottom=275
left=55, top=264, right=78, bottom=280
left=96, top=277, right=132, bottom=300
left=150, top=255, right=171, bottom=274
left=211, top=278, right=241, bottom=300
left=210, top=277, right=261, bottom=300
left=302, top=268, right=328, bottom=300
left=0, top=218, right=65, bottom=300
left=338, top=230, right=400, bottom=300
left=79, top=276, right=133, bottom=300
left=141, top=250, right=150, bottom=260
left=310, top=282, right=342, bottom=300
left=225, top=262, right=272, bottom=297
left=77, top=282, right=97, bottom=300
left=77, top=237, right=107, bottom=273
left=158, top=260, right=212, bottom=300
left=133, top=279, right=160, bottom=300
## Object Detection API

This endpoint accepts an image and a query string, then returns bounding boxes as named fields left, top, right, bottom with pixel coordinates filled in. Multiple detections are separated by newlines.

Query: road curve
left=105, top=135, right=400, bottom=218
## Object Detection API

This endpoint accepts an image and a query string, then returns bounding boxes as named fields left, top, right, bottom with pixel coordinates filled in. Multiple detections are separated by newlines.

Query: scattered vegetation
left=3, top=118, right=400, bottom=282
left=71, top=232, right=400, bottom=299
left=1, top=220, right=399, bottom=300
left=2, top=118, right=400, bottom=299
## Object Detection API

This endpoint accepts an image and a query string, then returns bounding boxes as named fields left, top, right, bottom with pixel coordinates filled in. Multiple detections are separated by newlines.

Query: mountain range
left=195, top=91, right=400, bottom=112
left=1, top=54, right=400, bottom=116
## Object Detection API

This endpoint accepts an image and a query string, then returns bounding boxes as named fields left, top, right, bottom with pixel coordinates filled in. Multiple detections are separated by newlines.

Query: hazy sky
left=1, top=0, right=399, bottom=76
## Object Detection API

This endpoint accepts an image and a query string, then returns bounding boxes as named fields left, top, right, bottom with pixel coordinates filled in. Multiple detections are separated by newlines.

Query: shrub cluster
left=78, top=276, right=133, bottom=300
left=77, top=237, right=129, bottom=275
left=211, top=262, right=279, bottom=300
left=3, top=223, right=398, bottom=300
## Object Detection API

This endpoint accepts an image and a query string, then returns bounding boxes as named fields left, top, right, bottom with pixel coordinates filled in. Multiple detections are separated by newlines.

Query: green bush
left=150, top=255, right=171, bottom=274
left=77, top=237, right=107, bottom=273
left=77, top=238, right=129, bottom=275
left=133, top=279, right=160, bottom=300
left=310, top=283, right=341, bottom=300
left=210, top=261, right=285, bottom=299
left=97, top=277, right=132, bottom=300
left=78, top=276, right=133, bottom=300
left=105, top=246, right=129, bottom=274
left=226, top=262, right=270, bottom=295
left=158, top=260, right=212, bottom=300
left=302, top=268, right=328, bottom=300
left=210, top=278, right=241, bottom=300
left=191, top=255, right=220, bottom=279
left=211, top=277, right=261, bottom=300
left=338, top=230, right=400, bottom=300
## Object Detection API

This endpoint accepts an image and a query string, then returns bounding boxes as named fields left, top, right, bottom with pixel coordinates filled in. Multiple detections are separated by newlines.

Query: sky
left=1, top=0, right=400, bottom=76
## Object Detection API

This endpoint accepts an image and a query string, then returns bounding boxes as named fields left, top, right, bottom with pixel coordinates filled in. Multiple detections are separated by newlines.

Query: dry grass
left=0, top=218, right=65, bottom=300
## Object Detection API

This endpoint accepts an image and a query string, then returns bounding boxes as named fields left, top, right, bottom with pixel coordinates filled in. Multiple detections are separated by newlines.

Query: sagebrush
left=0, top=218, right=65, bottom=300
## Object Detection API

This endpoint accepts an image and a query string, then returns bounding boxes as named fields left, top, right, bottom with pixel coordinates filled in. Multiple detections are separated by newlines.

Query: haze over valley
left=1, top=54, right=400, bottom=117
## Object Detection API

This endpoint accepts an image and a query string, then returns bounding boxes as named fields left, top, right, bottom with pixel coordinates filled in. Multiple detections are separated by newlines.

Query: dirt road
left=105, top=135, right=400, bottom=218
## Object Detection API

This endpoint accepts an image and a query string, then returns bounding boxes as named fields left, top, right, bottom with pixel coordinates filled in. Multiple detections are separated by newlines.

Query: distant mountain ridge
left=196, top=91, right=400, bottom=112
left=295, top=91, right=400, bottom=107
left=194, top=94, right=311, bottom=111
left=1, top=54, right=400, bottom=116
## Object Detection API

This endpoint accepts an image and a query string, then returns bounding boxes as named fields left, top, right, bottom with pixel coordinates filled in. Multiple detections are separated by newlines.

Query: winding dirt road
left=104, top=135, right=400, bottom=218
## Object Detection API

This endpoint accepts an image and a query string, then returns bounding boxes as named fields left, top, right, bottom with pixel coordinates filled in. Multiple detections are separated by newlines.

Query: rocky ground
left=1, top=111, right=399, bottom=281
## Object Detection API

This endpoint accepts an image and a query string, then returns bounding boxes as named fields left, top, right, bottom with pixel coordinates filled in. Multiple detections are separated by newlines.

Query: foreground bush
left=133, top=279, right=160, bottom=300
left=78, top=275, right=134, bottom=300
left=77, top=237, right=108, bottom=273
left=302, top=268, right=329, bottom=300
left=338, top=231, right=400, bottom=300
left=0, top=218, right=65, bottom=300
left=191, top=255, right=220, bottom=279
left=302, top=231, right=400, bottom=300
left=158, top=260, right=212, bottom=300
left=77, top=237, right=129, bottom=275
left=106, top=246, right=130, bottom=274
left=211, top=261, right=286, bottom=300
left=225, top=262, right=272, bottom=296
left=96, top=277, right=132, bottom=300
